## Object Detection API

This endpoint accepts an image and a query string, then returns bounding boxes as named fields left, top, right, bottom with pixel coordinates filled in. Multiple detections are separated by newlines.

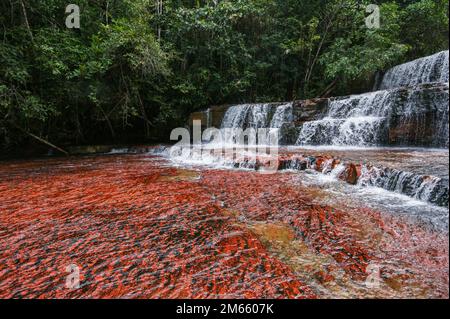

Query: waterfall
left=221, top=103, right=293, bottom=129
left=218, top=102, right=293, bottom=145
left=176, top=51, right=449, bottom=207
left=268, top=103, right=293, bottom=143
left=219, top=104, right=252, bottom=144
left=378, top=50, right=449, bottom=90
left=270, top=103, right=293, bottom=128
left=296, top=51, right=449, bottom=147
left=248, top=103, right=272, bottom=128
left=296, top=83, right=449, bottom=147
left=296, top=90, right=392, bottom=146
left=220, top=104, right=252, bottom=129
left=393, top=84, right=449, bottom=148
left=358, top=165, right=449, bottom=207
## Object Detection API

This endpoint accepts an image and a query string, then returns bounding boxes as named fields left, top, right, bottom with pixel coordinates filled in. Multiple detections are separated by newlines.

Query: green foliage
left=0, top=0, right=168, bottom=150
left=400, top=0, right=449, bottom=58
left=321, top=1, right=409, bottom=81
left=0, top=0, right=448, bottom=154
left=321, top=0, right=448, bottom=83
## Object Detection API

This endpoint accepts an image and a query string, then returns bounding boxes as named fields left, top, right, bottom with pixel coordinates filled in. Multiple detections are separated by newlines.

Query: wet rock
left=314, top=156, right=326, bottom=172
left=188, top=105, right=231, bottom=129
left=359, top=165, right=449, bottom=207
left=387, top=83, right=449, bottom=148
left=292, top=98, right=329, bottom=124
left=339, top=164, right=359, bottom=185
left=0, top=152, right=448, bottom=298
left=314, top=270, right=335, bottom=284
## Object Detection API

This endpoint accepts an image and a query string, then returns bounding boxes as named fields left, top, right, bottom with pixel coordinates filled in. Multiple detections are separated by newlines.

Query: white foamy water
left=296, top=90, right=392, bottom=146
left=270, top=103, right=293, bottom=128
left=296, top=84, right=449, bottom=147
left=378, top=50, right=449, bottom=90
left=218, top=102, right=293, bottom=144
left=167, top=51, right=449, bottom=225
left=358, top=165, right=448, bottom=207
left=296, top=51, right=449, bottom=148
left=295, top=169, right=449, bottom=233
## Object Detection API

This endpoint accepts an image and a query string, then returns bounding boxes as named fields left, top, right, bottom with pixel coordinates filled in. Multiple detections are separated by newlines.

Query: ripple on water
left=0, top=153, right=447, bottom=298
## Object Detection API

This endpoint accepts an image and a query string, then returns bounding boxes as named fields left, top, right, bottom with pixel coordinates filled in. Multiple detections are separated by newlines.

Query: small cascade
left=219, top=104, right=253, bottom=145
left=220, top=102, right=293, bottom=130
left=378, top=50, right=449, bottom=90
left=218, top=102, right=293, bottom=144
left=296, top=51, right=449, bottom=147
left=392, top=84, right=449, bottom=147
left=296, top=83, right=449, bottom=147
left=177, top=50, right=449, bottom=208
left=270, top=103, right=293, bottom=128
left=248, top=103, right=272, bottom=128
left=220, top=104, right=252, bottom=129
left=296, top=90, right=392, bottom=146
left=269, top=103, right=294, bottom=143
left=358, top=165, right=449, bottom=207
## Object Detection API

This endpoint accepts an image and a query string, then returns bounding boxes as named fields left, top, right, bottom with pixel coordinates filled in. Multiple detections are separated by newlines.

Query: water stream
left=1, top=51, right=448, bottom=299
left=171, top=51, right=449, bottom=217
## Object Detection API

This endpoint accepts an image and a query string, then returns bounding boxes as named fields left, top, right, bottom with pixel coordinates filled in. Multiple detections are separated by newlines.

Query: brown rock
left=339, top=163, right=359, bottom=185
left=314, top=270, right=335, bottom=284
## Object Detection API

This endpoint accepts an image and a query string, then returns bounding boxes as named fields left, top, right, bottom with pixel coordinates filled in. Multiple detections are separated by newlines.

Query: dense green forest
left=0, top=0, right=448, bottom=155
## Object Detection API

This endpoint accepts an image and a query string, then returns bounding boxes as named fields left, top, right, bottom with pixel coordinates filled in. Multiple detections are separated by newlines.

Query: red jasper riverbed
left=0, top=152, right=448, bottom=298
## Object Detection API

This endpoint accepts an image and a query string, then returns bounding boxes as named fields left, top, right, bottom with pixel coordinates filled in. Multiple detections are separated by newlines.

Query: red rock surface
left=338, top=164, right=360, bottom=185
left=0, top=153, right=448, bottom=299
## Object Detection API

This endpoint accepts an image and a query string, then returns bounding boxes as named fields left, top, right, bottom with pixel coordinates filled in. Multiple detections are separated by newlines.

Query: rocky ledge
left=207, top=151, right=448, bottom=207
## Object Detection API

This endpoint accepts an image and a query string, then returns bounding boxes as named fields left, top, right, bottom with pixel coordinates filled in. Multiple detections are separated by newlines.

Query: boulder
left=339, top=163, right=359, bottom=185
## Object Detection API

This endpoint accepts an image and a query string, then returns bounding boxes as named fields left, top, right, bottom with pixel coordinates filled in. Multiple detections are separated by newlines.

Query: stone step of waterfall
left=295, top=83, right=449, bottom=147
left=189, top=82, right=449, bottom=148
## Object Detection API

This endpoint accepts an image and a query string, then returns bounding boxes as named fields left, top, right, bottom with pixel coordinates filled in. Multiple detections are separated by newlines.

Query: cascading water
left=220, top=104, right=252, bottom=128
left=270, top=103, right=293, bottom=128
left=377, top=50, right=449, bottom=90
left=266, top=103, right=293, bottom=142
left=296, top=57, right=449, bottom=148
left=296, top=90, right=392, bottom=146
left=171, top=102, right=294, bottom=171
left=219, top=104, right=252, bottom=145
left=248, top=103, right=272, bottom=128
left=220, top=102, right=293, bottom=131
left=393, top=84, right=449, bottom=147
left=358, top=165, right=449, bottom=207
left=218, top=102, right=293, bottom=145
left=174, top=51, right=449, bottom=208
left=292, top=51, right=449, bottom=205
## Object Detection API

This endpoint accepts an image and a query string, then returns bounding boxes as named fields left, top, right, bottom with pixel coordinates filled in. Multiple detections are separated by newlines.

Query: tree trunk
left=14, top=124, right=69, bottom=156
left=319, top=78, right=338, bottom=98
left=20, top=0, right=33, bottom=42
